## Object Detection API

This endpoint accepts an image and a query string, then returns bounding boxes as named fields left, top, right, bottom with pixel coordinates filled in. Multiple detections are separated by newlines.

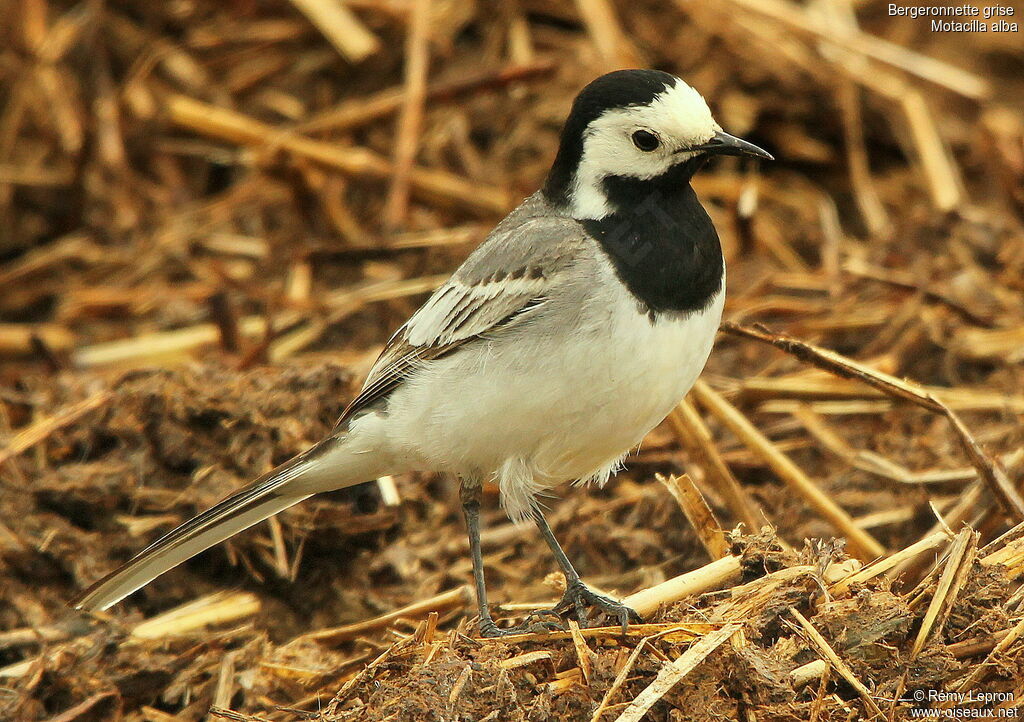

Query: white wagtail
left=72, top=69, right=772, bottom=636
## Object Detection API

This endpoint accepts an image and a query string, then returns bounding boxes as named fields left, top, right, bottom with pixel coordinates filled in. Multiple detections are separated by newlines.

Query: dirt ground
left=2, top=0, right=1024, bottom=720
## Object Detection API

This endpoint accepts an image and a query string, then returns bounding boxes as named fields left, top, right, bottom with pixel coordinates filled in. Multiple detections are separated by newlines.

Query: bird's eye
left=631, top=130, right=660, bottom=152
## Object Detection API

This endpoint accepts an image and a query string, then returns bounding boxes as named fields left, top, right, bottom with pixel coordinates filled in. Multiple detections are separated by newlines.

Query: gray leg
left=460, top=483, right=561, bottom=638
left=533, top=510, right=582, bottom=583
left=533, top=510, right=642, bottom=632
left=460, top=482, right=501, bottom=637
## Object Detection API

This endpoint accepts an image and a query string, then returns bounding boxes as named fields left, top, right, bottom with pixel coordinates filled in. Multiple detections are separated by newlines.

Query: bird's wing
left=337, top=213, right=587, bottom=425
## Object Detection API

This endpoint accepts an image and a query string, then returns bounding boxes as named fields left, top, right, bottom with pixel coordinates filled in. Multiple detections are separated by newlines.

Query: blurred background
left=1, top=0, right=1023, bottom=720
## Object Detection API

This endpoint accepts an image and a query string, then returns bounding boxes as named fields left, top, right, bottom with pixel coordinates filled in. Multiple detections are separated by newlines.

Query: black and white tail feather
left=72, top=436, right=346, bottom=611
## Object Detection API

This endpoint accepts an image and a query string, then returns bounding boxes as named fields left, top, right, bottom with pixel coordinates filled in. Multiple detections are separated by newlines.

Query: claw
left=478, top=614, right=563, bottom=638
left=478, top=619, right=514, bottom=638
left=477, top=607, right=567, bottom=637
left=476, top=584, right=641, bottom=638
left=554, top=580, right=641, bottom=633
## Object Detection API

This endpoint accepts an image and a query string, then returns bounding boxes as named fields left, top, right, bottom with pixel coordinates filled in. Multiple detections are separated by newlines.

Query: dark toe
left=555, top=583, right=643, bottom=630
left=478, top=610, right=565, bottom=638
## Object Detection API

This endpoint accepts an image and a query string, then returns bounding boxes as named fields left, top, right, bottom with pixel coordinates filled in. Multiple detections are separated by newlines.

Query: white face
left=569, top=80, right=720, bottom=219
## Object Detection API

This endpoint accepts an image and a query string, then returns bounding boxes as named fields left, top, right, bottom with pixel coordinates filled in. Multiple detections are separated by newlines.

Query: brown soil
left=2, top=1, right=1024, bottom=720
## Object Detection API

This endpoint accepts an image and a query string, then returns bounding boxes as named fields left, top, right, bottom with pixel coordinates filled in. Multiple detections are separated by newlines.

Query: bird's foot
left=477, top=609, right=565, bottom=638
left=552, top=580, right=642, bottom=633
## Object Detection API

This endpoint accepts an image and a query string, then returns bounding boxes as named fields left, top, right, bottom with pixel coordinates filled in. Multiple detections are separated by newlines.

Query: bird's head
left=543, top=69, right=772, bottom=220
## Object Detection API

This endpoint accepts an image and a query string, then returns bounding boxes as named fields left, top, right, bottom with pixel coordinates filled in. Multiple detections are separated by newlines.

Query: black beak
left=691, top=130, right=773, bottom=161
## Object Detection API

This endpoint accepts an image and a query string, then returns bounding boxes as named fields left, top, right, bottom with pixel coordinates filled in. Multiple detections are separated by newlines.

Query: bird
left=71, top=69, right=772, bottom=637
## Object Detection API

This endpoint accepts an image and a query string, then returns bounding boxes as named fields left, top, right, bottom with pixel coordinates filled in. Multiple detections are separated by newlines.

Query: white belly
left=378, top=272, right=725, bottom=520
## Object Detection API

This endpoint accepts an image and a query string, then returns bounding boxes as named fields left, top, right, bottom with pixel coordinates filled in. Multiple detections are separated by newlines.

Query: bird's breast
left=571, top=273, right=725, bottom=441
left=378, top=249, right=725, bottom=491
left=494, top=263, right=726, bottom=487
left=583, top=179, right=723, bottom=317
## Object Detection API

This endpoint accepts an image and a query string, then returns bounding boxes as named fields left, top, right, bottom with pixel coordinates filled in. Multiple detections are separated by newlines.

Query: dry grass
left=1, top=0, right=1023, bottom=720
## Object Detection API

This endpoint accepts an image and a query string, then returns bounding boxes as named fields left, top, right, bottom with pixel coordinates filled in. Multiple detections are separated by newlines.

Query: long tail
left=71, top=433, right=372, bottom=611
